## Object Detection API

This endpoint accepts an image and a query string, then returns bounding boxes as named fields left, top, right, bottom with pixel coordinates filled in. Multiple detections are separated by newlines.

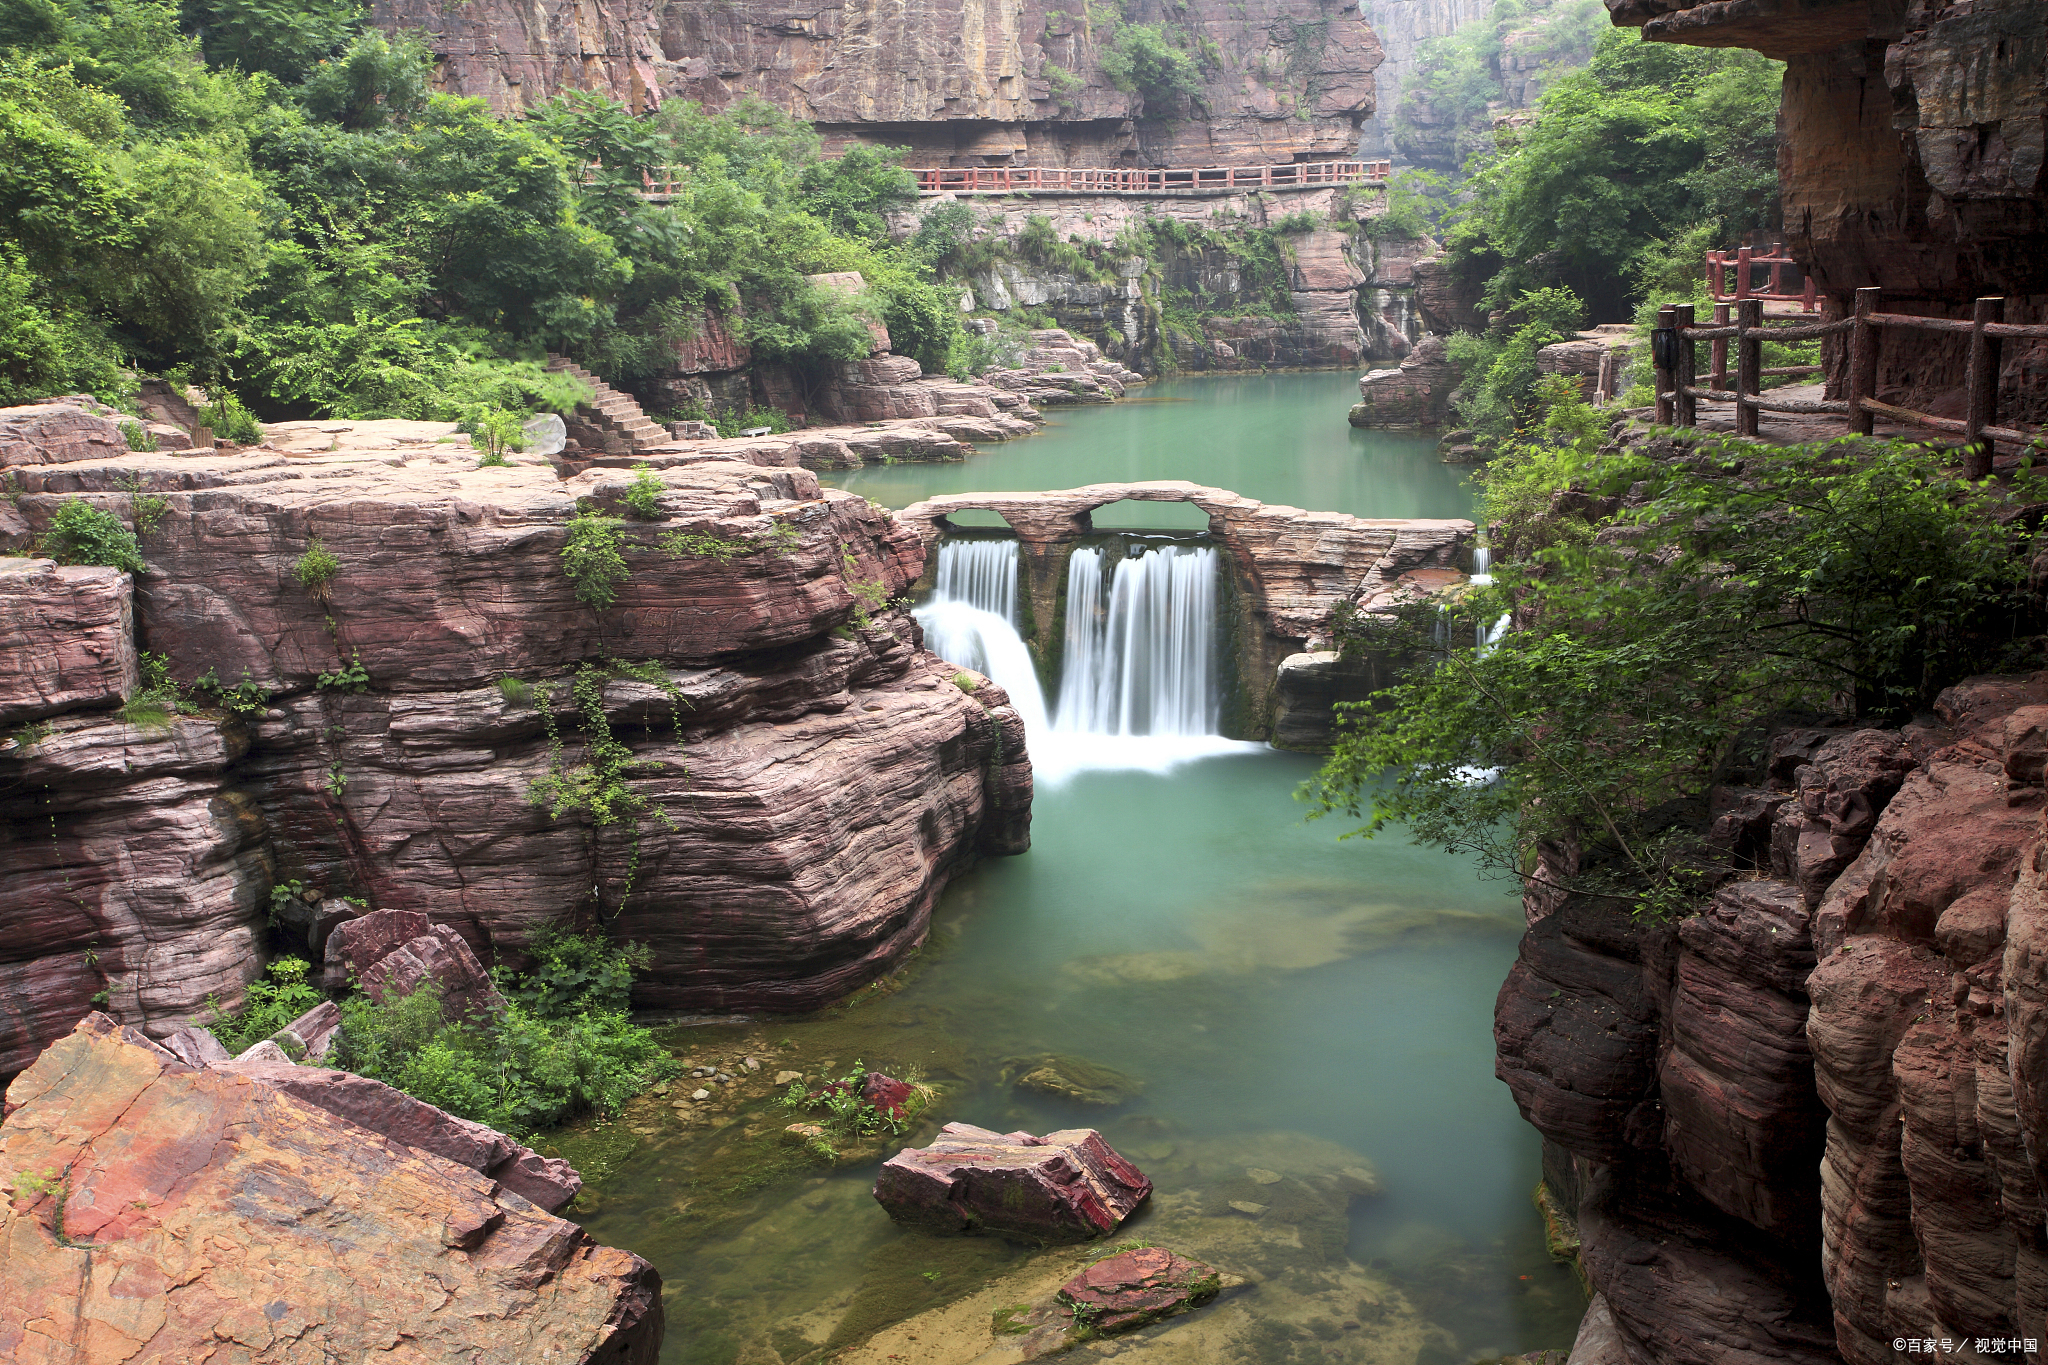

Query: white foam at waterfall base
left=916, top=538, right=1260, bottom=785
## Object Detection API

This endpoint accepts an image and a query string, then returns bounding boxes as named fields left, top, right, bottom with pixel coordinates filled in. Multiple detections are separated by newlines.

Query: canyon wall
left=1358, top=0, right=1493, bottom=158
left=0, top=401, right=1033, bottom=1079
left=896, top=187, right=1431, bottom=374
left=1610, top=0, right=2048, bottom=422
left=370, top=0, right=1382, bottom=168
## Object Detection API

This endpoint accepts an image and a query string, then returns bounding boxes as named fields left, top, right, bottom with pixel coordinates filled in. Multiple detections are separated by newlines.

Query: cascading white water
left=1470, top=544, right=1493, bottom=587
left=1054, top=544, right=1218, bottom=737
left=915, top=539, right=1050, bottom=734
left=916, top=535, right=1257, bottom=783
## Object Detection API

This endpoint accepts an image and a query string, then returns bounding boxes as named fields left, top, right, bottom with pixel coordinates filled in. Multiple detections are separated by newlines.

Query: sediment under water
left=561, top=371, right=1585, bottom=1362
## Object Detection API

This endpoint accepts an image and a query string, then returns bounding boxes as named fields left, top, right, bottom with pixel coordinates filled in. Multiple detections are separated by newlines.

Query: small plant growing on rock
left=498, top=676, right=532, bottom=707
left=462, top=405, right=527, bottom=466
left=622, top=468, right=666, bottom=520
left=661, top=529, right=752, bottom=562
left=117, top=473, right=168, bottom=535
left=8, top=1167, right=94, bottom=1248
left=561, top=510, right=629, bottom=610
left=119, top=421, right=158, bottom=452
left=193, top=666, right=269, bottom=717
left=43, top=499, right=146, bottom=574
left=122, top=650, right=180, bottom=730
left=316, top=652, right=370, bottom=692
left=294, top=540, right=340, bottom=601
left=951, top=672, right=976, bottom=692
left=203, top=956, right=324, bottom=1054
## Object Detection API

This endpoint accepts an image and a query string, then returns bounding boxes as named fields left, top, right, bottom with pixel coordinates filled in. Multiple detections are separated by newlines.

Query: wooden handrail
left=1656, top=284, right=2047, bottom=469
left=907, top=160, right=1391, bottom=196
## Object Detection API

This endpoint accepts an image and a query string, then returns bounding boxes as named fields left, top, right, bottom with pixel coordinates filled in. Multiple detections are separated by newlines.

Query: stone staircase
left=544, top=355, right=668, bottom=453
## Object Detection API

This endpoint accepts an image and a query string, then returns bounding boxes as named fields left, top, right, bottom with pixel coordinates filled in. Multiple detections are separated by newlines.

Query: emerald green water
left=563, top=372, right=1583, bottom=1363
left=827, top=370, right=1476, bottom=525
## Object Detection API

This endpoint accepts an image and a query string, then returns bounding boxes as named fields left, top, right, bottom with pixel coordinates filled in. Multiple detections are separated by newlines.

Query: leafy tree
left=1308, top=415, right=2048, bottom=914
left=297, top=27, right=428, bottom=130
left=179, top=0, right=363, bottom=83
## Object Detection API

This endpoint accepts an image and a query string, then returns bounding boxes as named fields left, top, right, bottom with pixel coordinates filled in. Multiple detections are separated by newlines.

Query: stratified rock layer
left=0, top=1014, right=659, bottom=1364
left=873, top=1122, right=1152, bottom=1243
left=0, top=407, right=1030, bottom=1075
left=1501, top=671, right=2048, bottom=1364
left=370, top=0, right=1380, bottom=169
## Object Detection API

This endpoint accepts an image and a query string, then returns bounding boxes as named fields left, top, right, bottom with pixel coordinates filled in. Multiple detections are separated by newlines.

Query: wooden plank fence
left=1706, top=243, right=1817, bottom=312
left=1653, top=286, right=2048, bottom=477
left=910, top=161, right=1390, bottom=196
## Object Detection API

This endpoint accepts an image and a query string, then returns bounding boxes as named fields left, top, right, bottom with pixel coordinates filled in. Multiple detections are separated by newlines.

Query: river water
left=561, top=372, right=1584, bottom=1364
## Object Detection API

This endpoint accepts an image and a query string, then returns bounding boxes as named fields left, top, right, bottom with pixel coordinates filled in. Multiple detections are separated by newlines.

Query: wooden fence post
left=1736, top=246, right=1753, bottom=301
left=1965, top=295, right=2004, bottom=479
left=1736, top=299, right=1762, bottom=437
left=1654, top=304, right=1677, bottom=425
left=1849, top=287, right=1880, bottom=437
left=1674, top=304, right=1697, bottom=428
left=1711, top=303, right=1730, bottom=393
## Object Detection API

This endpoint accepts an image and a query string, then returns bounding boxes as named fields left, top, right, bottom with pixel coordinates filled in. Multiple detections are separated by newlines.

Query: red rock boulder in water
left=1057, top=1247, right=1222, bottom=1334
left=859, top=1070, right=915, bottom=1118
left=872, top=1122, right=1150, bottom=1243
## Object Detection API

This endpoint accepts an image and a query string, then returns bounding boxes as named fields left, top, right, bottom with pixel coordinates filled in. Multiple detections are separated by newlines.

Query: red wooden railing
left=910, top=161, right=1391, bottom=195
left=1653, top=287, right=2048, bottom=477
left=1706, top=242, right=1817, bottom=312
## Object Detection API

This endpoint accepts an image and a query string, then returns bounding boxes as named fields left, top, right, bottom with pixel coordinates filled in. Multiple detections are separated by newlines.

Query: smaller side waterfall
left=933, top=537, right=1018, bottom=621
left=1470, top=544, right=1492, bottom=587
left=916, top=539, right=1049, bottom=733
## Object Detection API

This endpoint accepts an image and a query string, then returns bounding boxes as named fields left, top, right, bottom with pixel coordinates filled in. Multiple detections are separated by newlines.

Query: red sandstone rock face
left=0, top=559, right=136, bottom=727
left=872, top=1122, right=1152, bottom=1243
left=0, top=419, right=1031, bottom=1075
left=1500, top=671, right=2048, bottom=1364
left=369, top=0, right=1381, bottom=169
left=1349, top=334, right=1457, bottom=427
left=0, top=1014, right=660, bottom=1364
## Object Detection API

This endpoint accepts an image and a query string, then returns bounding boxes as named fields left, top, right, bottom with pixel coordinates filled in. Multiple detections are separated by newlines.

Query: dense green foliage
left=0, top=1, right=965, bottom=420
left=333, top=929, right=680, bottom=1137
left=42, top=498, right=146, bottom=572
left=1445, top=28, right=1783, bottom=324
left=205, top=955, right=323, bottom=1053
left=1308, top=391, right=2048, bottom=915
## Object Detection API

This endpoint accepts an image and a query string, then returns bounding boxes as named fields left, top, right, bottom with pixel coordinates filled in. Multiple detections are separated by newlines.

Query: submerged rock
left=0, top=1013, right=659, bottom=1363
left=1059, top=1247, right=1223, bottom=1335
left=872, top=1122, right=1151, bottom=1243
left=1002, top=1053, right=1144, bottom=1106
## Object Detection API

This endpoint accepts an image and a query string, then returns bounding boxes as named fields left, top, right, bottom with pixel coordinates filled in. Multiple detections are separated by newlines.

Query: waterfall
left=915, top=540, right=1049, bottom=734
left=1470, top=544, right=1492, bottom=587
left=1478, top=611, right=1511, bottom=654
left=916, top=535, right=1257, bottom=784
left=933, top=537, right=1017, bottom=621
left=1055, top=544, right=1219, bottom=737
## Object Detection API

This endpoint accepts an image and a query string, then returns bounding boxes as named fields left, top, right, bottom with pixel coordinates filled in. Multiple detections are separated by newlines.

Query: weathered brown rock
left=0, top=417, right=1031, bottom=1075
left=1349, top=333, right=1456, bottom=427
left=0, top=559, right=137, bottom=727
left=872, top=1122, right=1151, bottom=1243
left=324, top=909, right=509, bottom=1021
left=1057, top=1247, right=1222, bottom=1333
left=371, top=0, right=1380, bottom=169
left=0, top=400, right=131, bottom=468
left=0, top=1014, right=658, bottom=1363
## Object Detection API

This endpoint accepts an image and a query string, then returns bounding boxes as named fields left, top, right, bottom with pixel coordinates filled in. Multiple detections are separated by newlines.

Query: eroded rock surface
left=873, top=1122, right=1152, bottom=1242
left=1504, top=671, right=2048, bottom=1364
left=0, top=1014, right=658, bottom=1364
left=0, top=407, right=1031, bottom=1075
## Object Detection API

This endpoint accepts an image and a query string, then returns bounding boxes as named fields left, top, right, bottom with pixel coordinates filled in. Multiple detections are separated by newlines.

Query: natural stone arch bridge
left=897, top=481, right=1473, bottom=738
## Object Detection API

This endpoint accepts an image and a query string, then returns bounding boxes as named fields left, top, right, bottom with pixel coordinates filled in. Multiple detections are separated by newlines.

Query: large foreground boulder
left=872, top=1122, right=1151, bottom=1243
left=0, top=1014, right=658, bottom=1364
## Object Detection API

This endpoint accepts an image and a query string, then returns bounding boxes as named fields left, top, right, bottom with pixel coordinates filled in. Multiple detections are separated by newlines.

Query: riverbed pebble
left=691, top=1088, right=712, bottom=1101
left=743, top=1057, right=761, bottom=1072
left=1227, top=1200, right=1268, bottom=1216
left=1245, top=1168, right=1282, bottom=1185
left=775, top=1071, right=802, bottom=1085
left=716, top=1073, right=733, bottom=1083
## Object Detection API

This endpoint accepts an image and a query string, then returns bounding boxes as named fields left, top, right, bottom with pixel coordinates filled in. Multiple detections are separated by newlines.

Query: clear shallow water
left=826, top=370, right=1477, bottom=526
left=561, top=373, right=1583, bottom=1363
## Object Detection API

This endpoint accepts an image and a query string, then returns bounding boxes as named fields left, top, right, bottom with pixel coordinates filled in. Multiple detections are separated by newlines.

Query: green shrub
left=197, top=394, right=262, bottom=445
left=334, top=930, right=682, bottom=1137
left=561, top=510, right=629, bottom=609
left=205, top=957, right=325, bottom=1055
left=119, top=421, right=158, bottom=452
left=710, top=407, right=791, bottom=439
left=294, top=539, right=340, bottom=600
left=621, top=468, right=665, bottom=520
left=462, top=405, right=528, bottom=465
left=43, top=500, right=145, bottom=574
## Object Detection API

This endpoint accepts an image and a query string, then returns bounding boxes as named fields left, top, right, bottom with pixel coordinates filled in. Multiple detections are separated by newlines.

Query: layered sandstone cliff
left=1505, top=667, right=2048, bottom=1364
left=371, top=0, right=1381, bottom=168
left=0, top=401, right=1032, bottom=1077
